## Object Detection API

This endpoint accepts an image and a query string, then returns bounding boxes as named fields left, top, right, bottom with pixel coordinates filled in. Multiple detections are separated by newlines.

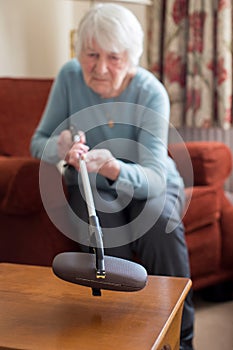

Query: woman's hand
left=57, top=129, right=87, bottom=160
left=85, top=149, right=120, bottom=181
left=57, top=130, right=72, bottom=160
left=67, top=146, right=120, bottom=181
left=64, top=130, right=89, bottom=163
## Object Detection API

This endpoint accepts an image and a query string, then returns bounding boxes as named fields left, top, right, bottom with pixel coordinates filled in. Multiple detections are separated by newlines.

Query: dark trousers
left=67, top=182, right=194, bottom=345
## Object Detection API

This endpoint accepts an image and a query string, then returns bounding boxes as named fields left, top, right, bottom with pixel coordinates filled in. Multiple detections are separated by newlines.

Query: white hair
left=75, top=3, right=144, bottom=67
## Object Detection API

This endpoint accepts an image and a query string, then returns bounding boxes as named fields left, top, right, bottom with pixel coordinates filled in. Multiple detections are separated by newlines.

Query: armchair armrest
left=0, top=156, right=42, bottom=214
left=0, top=156, right=67, bottom=216
left=169, top=141, right=232, bottom=187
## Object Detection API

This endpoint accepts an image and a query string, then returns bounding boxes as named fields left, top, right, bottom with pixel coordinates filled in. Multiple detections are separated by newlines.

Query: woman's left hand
left=84, top=149, right=120, bottom=181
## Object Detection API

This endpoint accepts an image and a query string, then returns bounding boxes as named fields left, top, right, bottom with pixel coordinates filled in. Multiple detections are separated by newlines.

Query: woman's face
left=79, top=40, right=133, bottom=98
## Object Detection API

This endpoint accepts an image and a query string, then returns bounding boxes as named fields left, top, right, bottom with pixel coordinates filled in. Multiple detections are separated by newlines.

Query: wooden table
left=0, top=263, right=191, bottom=350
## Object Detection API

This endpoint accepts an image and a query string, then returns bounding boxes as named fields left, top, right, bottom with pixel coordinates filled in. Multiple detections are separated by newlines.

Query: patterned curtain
left=147, top=0, right=233, bottom=129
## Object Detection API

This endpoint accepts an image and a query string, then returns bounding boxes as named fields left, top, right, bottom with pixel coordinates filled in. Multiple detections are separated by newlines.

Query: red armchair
left=169, top=141, right=233, bottom=290
left=0, top=77, right=232, bottom=292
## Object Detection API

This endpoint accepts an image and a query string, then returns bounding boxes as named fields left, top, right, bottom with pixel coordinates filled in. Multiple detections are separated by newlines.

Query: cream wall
left=0, top=0, right=148, bottom=78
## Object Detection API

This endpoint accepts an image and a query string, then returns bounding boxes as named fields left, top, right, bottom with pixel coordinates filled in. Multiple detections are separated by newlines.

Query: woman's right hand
left=57, top=129, right=88, bottom=161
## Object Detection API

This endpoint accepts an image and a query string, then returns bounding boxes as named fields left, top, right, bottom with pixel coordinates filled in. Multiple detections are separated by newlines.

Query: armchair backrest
left=0, top=78, right=53, bottom=157
left=169, top=141, right=232, bottom=188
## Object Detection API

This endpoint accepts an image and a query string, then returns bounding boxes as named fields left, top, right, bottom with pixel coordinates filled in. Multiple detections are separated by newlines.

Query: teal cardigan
left=30, top=59, right=183, bottom=199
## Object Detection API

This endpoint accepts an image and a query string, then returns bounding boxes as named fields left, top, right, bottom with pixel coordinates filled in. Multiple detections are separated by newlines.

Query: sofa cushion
left=183, top=186, right=221, bottom=233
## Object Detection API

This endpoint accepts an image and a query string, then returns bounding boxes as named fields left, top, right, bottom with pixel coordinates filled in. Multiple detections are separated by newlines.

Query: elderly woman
left=30, top=3, right=194, bottom=349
